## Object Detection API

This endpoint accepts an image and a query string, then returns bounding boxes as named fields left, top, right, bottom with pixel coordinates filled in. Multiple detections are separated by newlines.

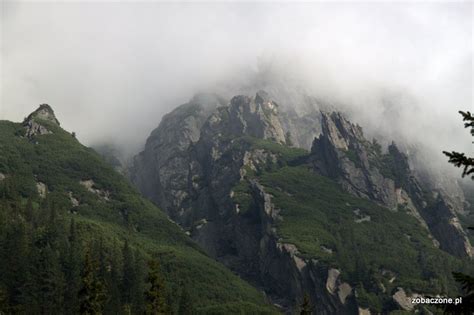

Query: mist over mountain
left=1, top=2, right=472, bottom=173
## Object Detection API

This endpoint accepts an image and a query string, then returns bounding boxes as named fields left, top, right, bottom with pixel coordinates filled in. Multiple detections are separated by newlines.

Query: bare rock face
left=24, top=121, right=52, bottom=138
left=36, top=182, right=47, bottom=198
left=338, top=283, right=353, bottom=304
left=68, top=191, right=80, bottom=207
left=392, top=287, right=421, bottom=311
left=204, top=90, right=287, bottom=144
left=420, top=197, right=473, bottom=258
left=326, top=269, right=341, bottom=294
left=130, top=93, right=226, bottom=220
left=79, top=179, right=110, bottom=201
left=25, top=104, right=60, bottom=125
left=310, top=112, right=399, bottom=209
left=309, top=111, right=473, bottom=259
left=358, top=307, right=371, bottom=315
left=23, top=104, right=60, bottom=138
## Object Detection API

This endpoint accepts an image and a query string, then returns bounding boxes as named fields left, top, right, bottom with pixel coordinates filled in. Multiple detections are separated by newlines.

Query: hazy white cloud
left=1, top=1, right=472, bottom=168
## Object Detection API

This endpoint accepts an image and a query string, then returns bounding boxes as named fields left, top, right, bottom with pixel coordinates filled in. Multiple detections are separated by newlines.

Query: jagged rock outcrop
left=23, top=104, right=59, bottom=138
left=25, top=104, right=60, bottom=125
left=310, top=112, right=400, bottom=209
left=309, top=111, right=473, bottom=259
left=130, top=93, right=226, bottom=219
left=36, top=181, right=47, bottom=198
left=219, top=90, right=287, bottom=144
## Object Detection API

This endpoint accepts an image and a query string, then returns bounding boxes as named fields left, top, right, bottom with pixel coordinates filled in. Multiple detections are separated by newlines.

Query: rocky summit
left=22, top=103, right=60, bottom=138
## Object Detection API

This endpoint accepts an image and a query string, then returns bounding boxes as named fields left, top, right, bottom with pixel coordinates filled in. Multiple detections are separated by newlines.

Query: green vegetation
left=0, top=118, right=276, bottom=314
left=232, top=136, right=308, bottom=164
left=259, top=166, right=470, bottom=291
left=231, top=136, right=473, bottom=313
left=144, top=260, right=168, bottom=314
left=443, top=111, right=474, bottom=179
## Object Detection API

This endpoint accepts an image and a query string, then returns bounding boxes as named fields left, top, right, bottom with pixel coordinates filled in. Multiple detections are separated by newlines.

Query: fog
left=1, top=1, right=472, bottom=174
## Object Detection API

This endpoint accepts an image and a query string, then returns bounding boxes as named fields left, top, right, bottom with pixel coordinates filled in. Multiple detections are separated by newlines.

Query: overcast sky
left=1, top=1, right=472, bottom=166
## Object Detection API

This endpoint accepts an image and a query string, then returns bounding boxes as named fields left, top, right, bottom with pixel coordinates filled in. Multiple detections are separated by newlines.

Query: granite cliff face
left=130, top=92, right=473, bottom=314
left=309, top=112, right=472, bottom=259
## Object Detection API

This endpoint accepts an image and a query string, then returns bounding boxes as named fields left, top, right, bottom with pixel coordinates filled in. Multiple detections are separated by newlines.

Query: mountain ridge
left=130, top=91, right=474, bottom=314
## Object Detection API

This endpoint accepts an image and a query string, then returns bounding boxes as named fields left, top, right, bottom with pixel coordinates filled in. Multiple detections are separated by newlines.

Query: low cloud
left=1, top=1, right=472, bottom=172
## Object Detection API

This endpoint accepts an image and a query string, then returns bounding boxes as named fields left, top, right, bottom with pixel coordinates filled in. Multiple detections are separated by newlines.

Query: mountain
left=0, top=104, right=276, bottom=314
left=131, top=92, right=474, bottom=314
left=310, top=112, right=472, bottom=259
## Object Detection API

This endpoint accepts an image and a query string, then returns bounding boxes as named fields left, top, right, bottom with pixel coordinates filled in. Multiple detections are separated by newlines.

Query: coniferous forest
left=0, top=187, right=188, bottom=314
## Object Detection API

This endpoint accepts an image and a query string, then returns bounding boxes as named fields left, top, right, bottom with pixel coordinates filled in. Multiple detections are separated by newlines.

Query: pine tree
left=79, top=248, right=106, bottom=315
left=121, top=240, right=136, bottom=310
left=132, top=248, right=146, bottom=314
left=104, top=242, right=121, bottom=315
left=443, top=111, right=474, bottom=179
left=24, top=197, right=35, bottom=224
left=64, top=219, right=82, bottom=314
left=442, top=110, right=474, bottom=314
left=144, top=259, right=168, bottom=315
left=28, top=244, right=65, bottom=315
left=442, top=272, right=474, bottom=315
left=2, top=218, right=29, bottom=312
left=178, top=284, right=194, bottom=315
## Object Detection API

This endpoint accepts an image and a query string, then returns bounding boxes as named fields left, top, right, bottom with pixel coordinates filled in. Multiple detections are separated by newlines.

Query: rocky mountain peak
left=222, top=91, right=286, bottom=143
left=318, top=111, right=365, bottom=151
left=24, top=104, right=60, bottom=126
left=254, top=89, right=270, bottom=105
left=22, top=104, right=60, bottom=138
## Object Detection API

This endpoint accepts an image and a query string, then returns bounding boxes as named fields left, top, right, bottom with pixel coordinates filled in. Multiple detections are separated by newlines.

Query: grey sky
left=1, top=1, right=472, bottom=167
